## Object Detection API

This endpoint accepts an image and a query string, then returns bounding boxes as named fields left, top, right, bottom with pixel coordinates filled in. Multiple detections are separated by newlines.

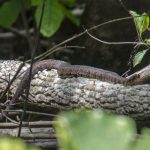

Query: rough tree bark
left=0, top=60, right=150, bottom=149
left=0, top=60, right=150, bottom=122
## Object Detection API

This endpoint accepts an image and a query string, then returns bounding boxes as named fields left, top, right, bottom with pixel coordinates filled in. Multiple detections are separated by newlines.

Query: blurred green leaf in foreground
left=0, top=138, right=40, bottom=150
left=55, top=110, right=150, bottom=150
left=55, top=110, right=135, bottom=150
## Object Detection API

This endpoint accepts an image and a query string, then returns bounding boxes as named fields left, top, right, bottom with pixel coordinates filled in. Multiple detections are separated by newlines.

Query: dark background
left=0, top=0, right=150, bottom=74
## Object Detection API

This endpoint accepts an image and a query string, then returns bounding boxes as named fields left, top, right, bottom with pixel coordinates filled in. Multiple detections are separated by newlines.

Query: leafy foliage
left=133, top=129, right=150, bottom=150
left=0, top=0, right=79, bottom=37
left=130, top=11, right=149, bottom=36
left=0, top=0, right=31, bottom=27
left=55, top=110, right=150, bottom=150
left=0, top=0, right=20, bottom=27
left=35, top=0, right=64, bottom=37
left=133, top=49, right=148, bottom=67
left=130, top=11, right=150, bottom=67
left=35, top=0, right=79, bottom=37
left=0, top=138, right=40, bottom=150
left=60, top=0, right=76, bottom=6
left=55, top=110, right=138, bottom=150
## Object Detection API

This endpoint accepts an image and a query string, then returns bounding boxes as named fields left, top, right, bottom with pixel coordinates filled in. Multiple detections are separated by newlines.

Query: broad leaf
left=144, top=39, right=150, bottom=44
left=133, top=129, right=150, bottom=150
left=130, top=11, right=149, bottom=35
left=0, top=0, right=20, bottom=27
left=35, top=0, right=64, bottom=37
left=133, top=49, right=148, bottom=67
left=55, top=110, right=135, bottom=150
left=61, top=0, right=76, bottom=6
left=0, top=137, right=40, bottom=150
left=31, top=0, right=42, bottom=6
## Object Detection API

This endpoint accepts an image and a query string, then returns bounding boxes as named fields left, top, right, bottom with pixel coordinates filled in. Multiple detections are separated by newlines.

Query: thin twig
left=1, top=111, right=18, bottom=124
left=3, top=109, right=58, bottom=117
left=0, top=77, right=9, bottom=83
left=0, top=120, right=57, bottom=128
left=19, top=0, right=33, bottom=51
left=118, top=0, right=130, bottom=14
left=118, top=0, right=150, bottom=74
left=0, top=62, right=25, bottom=100
left=0, top=28, right=34, bottom=39
left=38, top=45, right=85, bottom=61
left=17, top=0, right=46, bottom=137
left=26, top=15, right=149, bottom=62
left=85, top=29, right=147, bottom=45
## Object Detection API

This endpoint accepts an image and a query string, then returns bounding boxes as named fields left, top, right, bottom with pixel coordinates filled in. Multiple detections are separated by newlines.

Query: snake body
left=7, top=60, right=70, bottom=110
left=8, top=59, right=128, bottom=110
left=58, top=65, right=127, bottom=84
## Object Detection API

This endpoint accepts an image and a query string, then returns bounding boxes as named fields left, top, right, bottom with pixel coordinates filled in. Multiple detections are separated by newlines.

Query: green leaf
left=144, top=39, right=150, bottom=44
left=130, top=11, right=149, bottom=35
left=0, top=0, right=20, bottom=27
left=133, top=49, right=148, bottom=67
left=31, top=0, right=43, bottom=6
left=60, top=4, right=80, bottom=26
left=55, top=110, right=135, bottom=150
left=24, top=0, right=32, bottom=9
left=133, top=129, right=150, bottom=150
left=35, top=0, right=64, bottom=37
left=0, top=137, right=40, bottom=150
left=60, top=0, right=76, bottom=6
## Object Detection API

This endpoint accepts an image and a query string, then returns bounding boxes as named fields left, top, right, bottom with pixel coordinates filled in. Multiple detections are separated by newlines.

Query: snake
left=6, top=59, right=134, bottom=110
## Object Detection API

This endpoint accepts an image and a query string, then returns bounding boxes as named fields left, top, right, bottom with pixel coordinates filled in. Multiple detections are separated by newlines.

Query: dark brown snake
left=7, top=59, right=130, bottom=110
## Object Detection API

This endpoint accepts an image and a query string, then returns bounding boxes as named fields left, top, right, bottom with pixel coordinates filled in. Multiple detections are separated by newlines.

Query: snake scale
left=6, top=59, right=134, bottom=110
